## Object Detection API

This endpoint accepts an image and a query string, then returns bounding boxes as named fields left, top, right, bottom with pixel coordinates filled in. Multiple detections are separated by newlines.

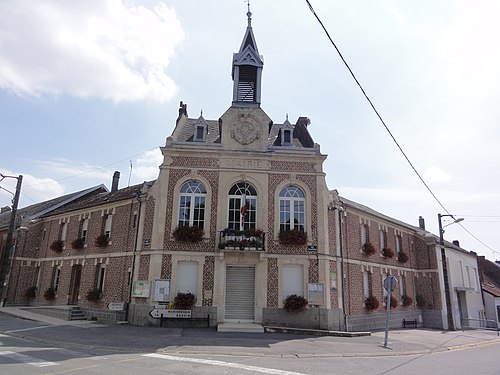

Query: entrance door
left=225, top=265, right=255, bottom=321
left=68, top=265, right=82, bottom=305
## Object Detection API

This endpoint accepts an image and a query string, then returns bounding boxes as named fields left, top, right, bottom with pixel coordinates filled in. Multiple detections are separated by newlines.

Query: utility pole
left=0, top=174, right=23, bottom=307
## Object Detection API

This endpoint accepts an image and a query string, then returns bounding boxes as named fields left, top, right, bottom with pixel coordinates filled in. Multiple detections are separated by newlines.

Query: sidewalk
left=1, top=306, right=499, bottom=358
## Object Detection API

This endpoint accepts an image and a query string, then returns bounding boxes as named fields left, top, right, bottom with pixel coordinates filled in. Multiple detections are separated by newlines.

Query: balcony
left=218, top=229, right=266, bottom=251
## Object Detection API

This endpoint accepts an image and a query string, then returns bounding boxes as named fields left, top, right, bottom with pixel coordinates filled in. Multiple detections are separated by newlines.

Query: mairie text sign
left=149, top=309, right=191, bottom=319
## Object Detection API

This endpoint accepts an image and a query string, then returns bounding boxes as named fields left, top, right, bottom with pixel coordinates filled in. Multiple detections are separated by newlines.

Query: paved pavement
left=1, top=306, right=499, bottom=358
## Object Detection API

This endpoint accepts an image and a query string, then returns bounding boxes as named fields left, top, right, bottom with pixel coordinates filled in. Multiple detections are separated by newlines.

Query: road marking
left=0, top=350, right=58, bottom=367
left=143, top=353, right=308, bottom=375
left=5, top=325, right=54, bottom=333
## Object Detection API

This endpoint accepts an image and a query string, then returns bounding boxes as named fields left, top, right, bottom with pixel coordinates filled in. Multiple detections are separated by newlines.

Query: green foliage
left=44, top=287, right=56, bottom=300
left=50, top=240, right=64, bottom=253
left=283, top=294, right=308, bottom=313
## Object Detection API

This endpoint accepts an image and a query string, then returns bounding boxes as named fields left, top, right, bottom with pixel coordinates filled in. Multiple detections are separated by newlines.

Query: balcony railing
left=218, top=229, right=266, bottom=251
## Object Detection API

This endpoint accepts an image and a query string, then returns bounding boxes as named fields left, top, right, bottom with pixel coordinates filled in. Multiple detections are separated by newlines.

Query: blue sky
left=1, top=0, right=499, bottom=261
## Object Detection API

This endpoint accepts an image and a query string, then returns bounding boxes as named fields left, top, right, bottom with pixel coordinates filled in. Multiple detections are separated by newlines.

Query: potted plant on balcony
left=173, top=292, right=196, bottom=309
left=283, top=294, right=308, bottom=313
left=86, top=288, right=101, bottom=302
left=365, top=295, right=379, bottom=311
left=397, top=251, right=409, bottom=263
left=402, top=294, right=413, bottom=307
left=279, top=229, right=307, bottom=246
left=362, top=242, right=377, bottom=256
left=172, top=225, right=204, bottom=242
left=50, top=240, right=64, bottom=253
left=44, top=287, right=56, bottom=301
left=95, top=234, right=109, bottom=247
left=382, top=247, right=395, bottom=258
left=71, top=237, right=85, bottom=250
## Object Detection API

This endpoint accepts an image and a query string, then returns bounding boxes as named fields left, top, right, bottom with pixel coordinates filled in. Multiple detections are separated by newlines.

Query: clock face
left=232, top=120, right=259, bottom=145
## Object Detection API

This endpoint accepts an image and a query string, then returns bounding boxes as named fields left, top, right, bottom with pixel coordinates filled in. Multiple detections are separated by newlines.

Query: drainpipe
left=338, top=202, right=348, bottom=332
left=125, top=192, right=144, bottom=322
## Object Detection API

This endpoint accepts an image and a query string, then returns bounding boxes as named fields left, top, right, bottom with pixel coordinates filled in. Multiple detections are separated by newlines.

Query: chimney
left=452, top=240, right=460, bottom=247
left=418, top=216, right=425, bottom=230
left=1, top=206, right=12, bottom=214
left=111, top=171, right=120, bottom=192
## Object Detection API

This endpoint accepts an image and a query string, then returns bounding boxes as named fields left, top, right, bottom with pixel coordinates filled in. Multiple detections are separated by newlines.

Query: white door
left=225, top=266, right=255, bottom=321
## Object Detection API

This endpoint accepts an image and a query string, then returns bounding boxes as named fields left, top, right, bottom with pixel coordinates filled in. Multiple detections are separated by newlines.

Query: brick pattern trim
left=267, top=258, right=278, bottom=307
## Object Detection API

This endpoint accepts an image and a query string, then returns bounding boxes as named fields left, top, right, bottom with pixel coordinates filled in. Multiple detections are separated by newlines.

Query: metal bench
left=402, top=318, right=418, bottom=328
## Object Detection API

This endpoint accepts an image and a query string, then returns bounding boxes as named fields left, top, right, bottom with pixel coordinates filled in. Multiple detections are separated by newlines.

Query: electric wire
left=305, top=0, right=499, bottom=258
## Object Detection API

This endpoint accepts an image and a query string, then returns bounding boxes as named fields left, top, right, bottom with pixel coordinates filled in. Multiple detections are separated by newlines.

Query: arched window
left=228, top=182, right=257, bottom=230
left=279, top=185, right=305, bottom=232
left=179, top=180, right=206, bottom=229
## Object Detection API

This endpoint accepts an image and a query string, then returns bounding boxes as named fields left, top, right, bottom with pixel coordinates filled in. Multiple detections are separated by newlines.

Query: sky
left=0, top=0, right=499, bottom=262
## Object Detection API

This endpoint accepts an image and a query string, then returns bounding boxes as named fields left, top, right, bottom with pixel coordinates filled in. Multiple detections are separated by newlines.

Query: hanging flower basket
left=86, top=288, right=101, bottom=302
left=402, top=294, right=413, bottom=307
left=283, top=294, right=308, bottom=313
left=44, top=287, right=56, bottom=301
left=71, top=237, right=85, bottom=250
left=172, top=225, right=204, bottom=242
left=95, top=235, right=109, bottom=247
left=24, top=286, right=37, bottom=299
left=398, top=251, right=409, bottom=263
left=50, top=240, right=64, bottom=253
left=362, top=242, right=377, bottom=256
left=382, top=247, right=395, bottom=258
left=279, top=229, right=307, bottom=246
left=365, top=295, right=379, bottom=310
left=173, top=292, right=196, bottom=309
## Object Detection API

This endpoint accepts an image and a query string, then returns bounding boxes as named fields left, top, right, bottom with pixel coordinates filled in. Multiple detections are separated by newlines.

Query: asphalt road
left=1, top=312, right=499, bottom=374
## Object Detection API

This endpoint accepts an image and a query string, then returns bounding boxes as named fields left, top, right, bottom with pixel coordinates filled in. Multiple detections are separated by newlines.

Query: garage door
left=225, top=266, right=255, bottom=321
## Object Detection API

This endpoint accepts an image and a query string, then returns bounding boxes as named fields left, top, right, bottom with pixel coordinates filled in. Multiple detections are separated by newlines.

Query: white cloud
left=132, top=148, right=163, bottom=181
left=422, top=166, right=451, bottom=183
left=32, top=158, right=113, bottom=181
left=0, top=0, right=184, bottom=102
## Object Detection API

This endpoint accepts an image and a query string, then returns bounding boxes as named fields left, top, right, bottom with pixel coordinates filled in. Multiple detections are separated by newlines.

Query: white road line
left=5, top=325, right=54, bottom=333
left=0, top=350, right=58, bottom=367
left=143, top=353, right=308, bottom=375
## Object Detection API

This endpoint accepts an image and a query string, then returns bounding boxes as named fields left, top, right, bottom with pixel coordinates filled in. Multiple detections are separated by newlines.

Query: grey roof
left=0, top=185, right=108, bottom=229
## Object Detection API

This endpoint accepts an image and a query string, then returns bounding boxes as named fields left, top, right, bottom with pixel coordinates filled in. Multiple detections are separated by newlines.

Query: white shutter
left=282, top=264, right=304, bottom=299
left=177, top=261, right=198, bottom=297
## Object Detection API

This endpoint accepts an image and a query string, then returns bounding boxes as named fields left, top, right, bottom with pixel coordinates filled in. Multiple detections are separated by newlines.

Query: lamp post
left=438, top=213, right=464, bottom=331
left=0, top=174, right=23, bottom=307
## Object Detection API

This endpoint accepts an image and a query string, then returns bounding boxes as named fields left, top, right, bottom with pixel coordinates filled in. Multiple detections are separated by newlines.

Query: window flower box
left=362, top=242, right=377, bottom=256
left=173, top=225, right=204, bottom=242
left=24, top=286, right=37, bottom=300
left=402, top=294, right=413, bottom=307
left=397, top=251, right=409, bottom=263
left=71, top=237, right=85, bottom=250
left=279, top=229, right=307, bottom=246
left=365, top=295, right=379, bottom=310
left=95, top=235, right=109, bottom=247
left=382, top=247, right=395, bottom=258
left=283, top=294, right=308, bottom=313
left=50, top=240, right=64, bottom=253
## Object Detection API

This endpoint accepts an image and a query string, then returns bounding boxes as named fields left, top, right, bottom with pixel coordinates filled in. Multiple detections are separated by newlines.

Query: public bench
left=402, top=318, right=418, bottom=328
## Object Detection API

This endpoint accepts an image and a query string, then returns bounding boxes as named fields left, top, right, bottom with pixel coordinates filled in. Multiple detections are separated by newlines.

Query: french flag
left=240, top=194, right=248, bottom=228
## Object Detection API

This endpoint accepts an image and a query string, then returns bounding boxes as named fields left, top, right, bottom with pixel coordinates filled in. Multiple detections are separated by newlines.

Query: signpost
left=149, top=309, right=192, bottom=319
left=107, top=302, right=125, bottom=311
left=383, top=275, right=398, bottom=348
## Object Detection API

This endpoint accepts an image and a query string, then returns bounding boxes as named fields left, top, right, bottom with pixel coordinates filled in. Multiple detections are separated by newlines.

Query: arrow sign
left=149, top=309, right=191, bottom=319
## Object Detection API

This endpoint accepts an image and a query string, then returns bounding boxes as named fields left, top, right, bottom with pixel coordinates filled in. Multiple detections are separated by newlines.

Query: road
left=0, top=312, right=499, bottom=374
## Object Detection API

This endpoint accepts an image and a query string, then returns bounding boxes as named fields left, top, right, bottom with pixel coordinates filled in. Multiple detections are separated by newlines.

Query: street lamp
left=0, top=174, right=23, bottom=307
left=438, top=213, right=464, bottom=331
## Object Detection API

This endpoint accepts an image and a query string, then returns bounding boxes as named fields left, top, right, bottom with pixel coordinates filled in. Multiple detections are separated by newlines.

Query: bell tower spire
left=232, top=2, right=264, bottom=108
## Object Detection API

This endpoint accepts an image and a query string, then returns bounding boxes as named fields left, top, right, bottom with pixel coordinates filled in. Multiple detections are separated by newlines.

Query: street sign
left=383, top=276, right=398, bottom=292
left=107, top=302, right=125, bottom=311
left=149, top=309, right=191, bottom=319
left=307, top=245, right=317, bottom=251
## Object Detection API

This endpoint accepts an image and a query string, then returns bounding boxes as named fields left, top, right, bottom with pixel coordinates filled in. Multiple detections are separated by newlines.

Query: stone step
left=217, top=323, right=264, bottom=333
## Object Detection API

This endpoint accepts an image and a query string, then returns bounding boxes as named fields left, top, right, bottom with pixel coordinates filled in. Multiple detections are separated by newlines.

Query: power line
left=305, top=0, right=499, bottom=257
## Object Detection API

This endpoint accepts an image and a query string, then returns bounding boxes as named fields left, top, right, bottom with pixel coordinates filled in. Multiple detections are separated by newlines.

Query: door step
left=217, top=323, right=264, bottom=333
left=69, top=307, right=86, bottom=320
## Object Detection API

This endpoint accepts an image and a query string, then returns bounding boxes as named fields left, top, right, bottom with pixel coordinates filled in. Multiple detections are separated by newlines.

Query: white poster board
left=308, top=283, right=324, bottom=305
left=132, top=280, right=151, bottom=298
left=153, top=279, right=171, bottom=302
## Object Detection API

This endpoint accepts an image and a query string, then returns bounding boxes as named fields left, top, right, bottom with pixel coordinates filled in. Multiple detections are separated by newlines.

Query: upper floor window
left=279, top=185, right=305, bottom=232
left=379, top=229, right=387, bottom=250
left=228, top=182, right=257, bottom=231
left=104, top=214, right=113, bottom=239
left=60, top=222, right=68, bottom=243
left=283, top=130, right=291, bottom=144
left=361, top=223, right=368, bottom=245
left=179, top=180, right=206, bottom=229
left=395, top=234, right=403, bottom=253
left=81, top=219, right=89, bottom=242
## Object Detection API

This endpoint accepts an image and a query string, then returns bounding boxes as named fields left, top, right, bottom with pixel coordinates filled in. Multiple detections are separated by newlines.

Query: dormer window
left=280, top=116, right=294, bottom=146
left=283, top=130, right=291, bottom=144
left=196, top=125, right=205, bottom=141
left=193, top=114, right=207, bottom=142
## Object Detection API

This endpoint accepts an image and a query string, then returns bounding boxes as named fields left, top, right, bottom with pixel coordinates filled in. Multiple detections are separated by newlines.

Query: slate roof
left=0, top=185, right=107, bottom=229
left=479, top=257, right=500, bottom=297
